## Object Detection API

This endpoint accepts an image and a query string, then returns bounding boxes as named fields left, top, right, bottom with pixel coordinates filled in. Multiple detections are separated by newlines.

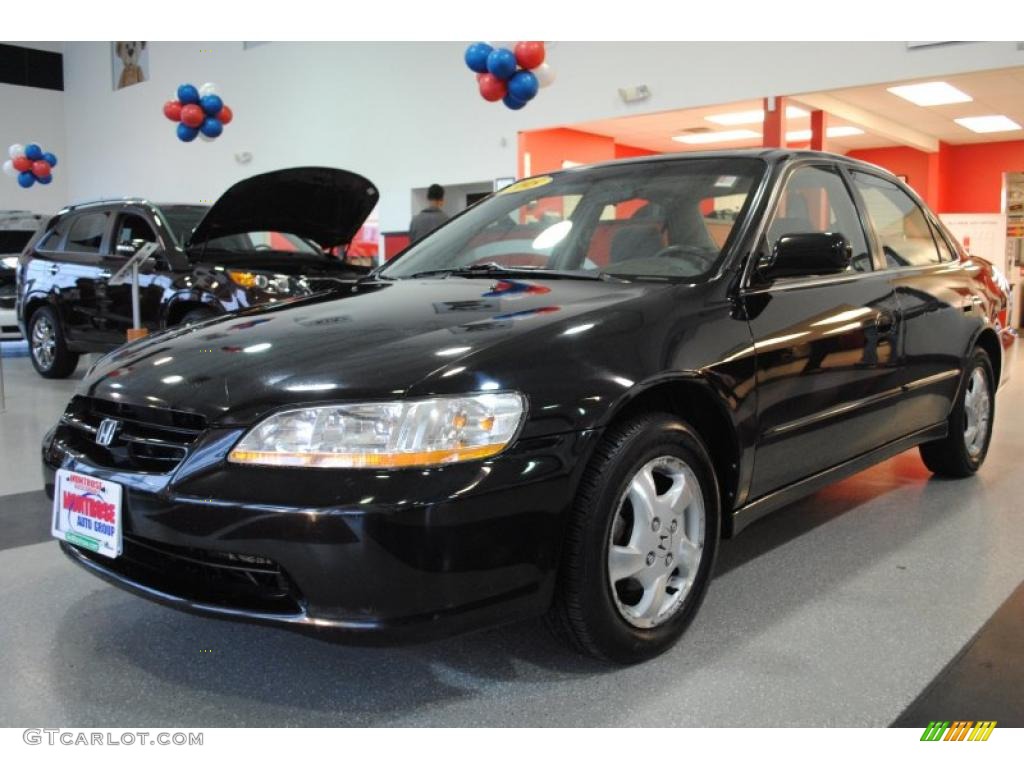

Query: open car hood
left=187, top=167, right=378, bottom=250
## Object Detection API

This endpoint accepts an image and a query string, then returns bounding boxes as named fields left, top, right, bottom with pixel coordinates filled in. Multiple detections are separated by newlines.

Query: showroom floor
left=1, top=342, right=1022, bottom=727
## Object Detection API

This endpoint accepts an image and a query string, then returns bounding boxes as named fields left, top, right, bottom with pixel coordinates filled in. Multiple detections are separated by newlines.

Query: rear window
left=0, top=230, right=36, bottom=255
left=65, top=213, right=109, bottom=254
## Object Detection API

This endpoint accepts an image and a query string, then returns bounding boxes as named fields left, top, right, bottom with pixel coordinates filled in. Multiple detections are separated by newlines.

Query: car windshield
left=381, top=157, right=766, bottom=281
left=159, top=205, right=322, bottom=255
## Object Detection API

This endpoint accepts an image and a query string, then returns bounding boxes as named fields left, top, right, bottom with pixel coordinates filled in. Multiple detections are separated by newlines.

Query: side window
left=37, top=217, right=72, bottom=252
left=851, top=172, right=940, bottom=268
left=931, top=224, right=959, bottom=263
left=767, top=165, right=872, bottom=273
left=114, top=214, right=157, bottom=256
left=65, top=213, right=109, bottom=254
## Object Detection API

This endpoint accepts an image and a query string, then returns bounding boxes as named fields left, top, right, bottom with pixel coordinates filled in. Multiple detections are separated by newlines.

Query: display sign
left=52, top=469, right=123, bottom=559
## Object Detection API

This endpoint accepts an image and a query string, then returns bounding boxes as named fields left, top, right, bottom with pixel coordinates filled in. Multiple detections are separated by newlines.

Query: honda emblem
left=95, top=418, right=120, bottom=447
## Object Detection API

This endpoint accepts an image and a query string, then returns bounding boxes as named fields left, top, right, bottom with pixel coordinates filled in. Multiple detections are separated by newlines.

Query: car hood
left=187, top=167, right=378, bottom=250
left=79, top=276, right=660, bottom=426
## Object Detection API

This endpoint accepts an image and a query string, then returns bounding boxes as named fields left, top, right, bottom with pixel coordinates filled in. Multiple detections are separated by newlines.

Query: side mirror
left=756, top=232, right=852, bottom=281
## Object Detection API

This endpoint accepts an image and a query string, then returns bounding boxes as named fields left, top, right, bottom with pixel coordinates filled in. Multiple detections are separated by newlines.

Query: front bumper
left=44, top=423, right=600, bottom=642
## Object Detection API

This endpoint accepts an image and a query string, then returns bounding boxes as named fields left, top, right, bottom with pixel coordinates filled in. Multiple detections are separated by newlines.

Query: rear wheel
left=28, top=305, right=79, bottom=379
left=919, top=348, right=995, bottom=477
left=547, top=412, right=720, bottom=663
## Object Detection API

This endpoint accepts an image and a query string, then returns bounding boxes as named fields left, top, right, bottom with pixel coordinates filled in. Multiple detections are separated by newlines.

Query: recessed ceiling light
left=785, top=126, right=865, bottom=141
left=887, top=81, right=972, bottom=106
left=705, top=106, right=809, bottom=126
left=954, top=114, right=1022, bottom=133
left=672, top=129, right=761, bottom=145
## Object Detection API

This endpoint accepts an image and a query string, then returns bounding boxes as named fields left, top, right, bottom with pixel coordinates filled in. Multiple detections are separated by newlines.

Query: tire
left=547, top=412, right=721, bottom=663
left=179, top=307, right=219, bottom=326
left=28, top=305, right=79, bottom=379
left=919, top=348, right=995, bottom=478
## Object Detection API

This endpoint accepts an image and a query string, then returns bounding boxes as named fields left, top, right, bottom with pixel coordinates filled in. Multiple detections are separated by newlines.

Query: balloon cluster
left=3, top=144, right=58, bottom=188
left=163, top=83, right=234, bottom=142
left=464, top=41, right=554, bottom=110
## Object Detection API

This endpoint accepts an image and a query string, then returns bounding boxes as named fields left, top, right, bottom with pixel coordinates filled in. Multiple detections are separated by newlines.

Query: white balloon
left=199, top=82, right=218, bottom=98
left=2, top=159, right=15, bottom=177
left=8, top=143, right=24, bottom=159
left=199, top=132, right=215, bottom=142
left=535, top=62, right=556, bottom=88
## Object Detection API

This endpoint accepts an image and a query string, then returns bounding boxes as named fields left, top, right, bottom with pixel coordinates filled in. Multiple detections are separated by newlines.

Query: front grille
left=58, top=396, right=206, bottom=473
left=75, top=534, right=304, bottom=615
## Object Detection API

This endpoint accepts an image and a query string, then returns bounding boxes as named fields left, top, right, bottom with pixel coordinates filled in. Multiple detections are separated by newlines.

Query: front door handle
left=875, top=310, right=896, bottom=336
left=98, top=270, right=112, bottom=279
left=49, top=263, right=60, bottom=275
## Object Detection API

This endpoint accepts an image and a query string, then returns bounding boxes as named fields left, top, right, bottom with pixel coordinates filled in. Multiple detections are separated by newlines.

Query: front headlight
left=227, top=393, right=527, bottom=468
left=228, top=270, right=293, bottom=294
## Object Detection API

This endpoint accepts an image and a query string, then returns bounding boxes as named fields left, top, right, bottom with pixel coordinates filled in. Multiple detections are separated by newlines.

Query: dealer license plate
left=51, top=469, right=123, bottom=559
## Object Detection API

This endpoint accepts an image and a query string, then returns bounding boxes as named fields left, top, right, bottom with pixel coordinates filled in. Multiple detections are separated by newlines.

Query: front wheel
left=28, top=305, right=79, bottom=379
left=919, top=348, right=995, bottom=477
left=547, top=412, right=720, bottom=663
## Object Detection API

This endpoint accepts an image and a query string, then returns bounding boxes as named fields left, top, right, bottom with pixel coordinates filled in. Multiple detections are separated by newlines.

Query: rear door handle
left=98, top=270, right=112, bottom=279
left=962, top=296, right=983, bottom=313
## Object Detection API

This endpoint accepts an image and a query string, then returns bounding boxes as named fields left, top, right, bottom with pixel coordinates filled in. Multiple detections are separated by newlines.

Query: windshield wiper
left=398, top=263, right=608, bottom=281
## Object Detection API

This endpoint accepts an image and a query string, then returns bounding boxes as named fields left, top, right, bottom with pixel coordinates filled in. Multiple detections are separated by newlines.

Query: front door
left=743, top=163, right=905, bottom=499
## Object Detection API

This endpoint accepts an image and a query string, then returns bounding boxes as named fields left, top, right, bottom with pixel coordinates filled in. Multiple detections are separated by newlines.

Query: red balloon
left=163, top=100, right=183, bottom=122
left=514, top=41, right=545, bottom=70
left=32, top=160, right=51, bottom=178
left=217, top=105, right=233, bottom=125
left=180, top=104, right=204, bottom=128
left=478, top=73, right=507, bottom=102
left=12, top=156, right=31, bottom=173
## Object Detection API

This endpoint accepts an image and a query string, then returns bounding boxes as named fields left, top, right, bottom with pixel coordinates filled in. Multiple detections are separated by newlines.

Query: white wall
left=60, top=41, right=1024, bottom=231
left=0, top=82, right=68, bottom=215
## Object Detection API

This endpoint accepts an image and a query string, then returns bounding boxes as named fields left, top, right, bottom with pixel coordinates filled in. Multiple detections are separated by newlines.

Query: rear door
left=743, top=162, right=905, bottom=499
left=49, top=210, right=113, bottom=346
left=848, top=170, right=980, bottom=431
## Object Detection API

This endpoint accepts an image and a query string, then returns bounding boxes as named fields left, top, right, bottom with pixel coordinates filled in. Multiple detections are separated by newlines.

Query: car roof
left=54, top=199, right=207, bottom=216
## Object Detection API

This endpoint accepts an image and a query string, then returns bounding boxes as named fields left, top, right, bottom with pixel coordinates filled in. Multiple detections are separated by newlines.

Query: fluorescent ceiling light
left=705, top=106, right=809, bottom=126
left=953, top=114, right=1022, bottom=133
left=887, top=81, right=972, bottom=106
left=785, top=126, right=865, bottom=141
left=672, top=129, right=761, bottom=145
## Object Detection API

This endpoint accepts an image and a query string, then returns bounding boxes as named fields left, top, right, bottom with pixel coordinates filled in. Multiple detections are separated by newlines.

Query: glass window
left=851, top=171, right=941, bottom=268
left=381, top=158, right=765, bottom=281
left=767, top=165, right=872, bottom=273
left=931, top=224, right=959, bottom=263
left=114, top=214, right=157, bottom=255
left=65, top=213, right=109, bottom=254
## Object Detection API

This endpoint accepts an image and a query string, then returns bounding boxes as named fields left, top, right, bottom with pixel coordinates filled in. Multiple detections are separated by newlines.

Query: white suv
left=0, top=211, right=44, bottom=339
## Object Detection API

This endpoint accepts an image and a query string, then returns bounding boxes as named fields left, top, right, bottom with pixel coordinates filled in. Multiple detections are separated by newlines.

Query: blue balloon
left=464, top=42, right=493, bottom=74
left=177, top=84, right=200, bottom=104
left=502, top=94, right=527, bottom=111
left=176, top=123, right=199, bottom=142
left=42, top=152, right=57, bottom=167
left=200, top=117, right=223, bottom=138
left=17, top=171, right=35, bottom=188
left=200, top=94, right=223, bottom=116
left=486, top=48, right=518, bottom=81
left=36, top=174, right=52, bottom=185
left=507, top=70, right=539, bottom=102
left=24, top=144, right=43, bottom=161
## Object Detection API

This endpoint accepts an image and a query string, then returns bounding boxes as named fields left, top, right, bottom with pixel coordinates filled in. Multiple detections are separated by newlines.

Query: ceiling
left=571, top=66, right=1024, bottom=154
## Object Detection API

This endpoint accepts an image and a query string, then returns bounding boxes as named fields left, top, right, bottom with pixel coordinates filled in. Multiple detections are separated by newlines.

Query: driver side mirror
left=756, top=232, right=852, bottom=281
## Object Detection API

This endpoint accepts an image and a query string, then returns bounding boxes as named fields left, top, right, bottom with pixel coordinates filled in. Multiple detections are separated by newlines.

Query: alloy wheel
left=963, top=366, right=991, bottom=459
left=607, top=455, right=705, bottom=629
left=31, top=315, right=56, bottom=370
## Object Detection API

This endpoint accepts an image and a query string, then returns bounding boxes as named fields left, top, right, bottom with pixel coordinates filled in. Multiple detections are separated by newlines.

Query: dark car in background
left=44, top=151, right=1009, bottom=663
left=17, top=167, right=377, bottom=377
left=1, top=210, right=45, bottom=339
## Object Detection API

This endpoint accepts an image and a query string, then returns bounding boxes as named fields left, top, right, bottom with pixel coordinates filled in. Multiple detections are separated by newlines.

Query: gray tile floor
left=1, top=347, right=1022, bottom=726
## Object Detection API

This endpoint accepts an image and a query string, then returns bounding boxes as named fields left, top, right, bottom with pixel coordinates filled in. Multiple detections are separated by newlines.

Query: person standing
left=409, top=184, right=449, bottom=243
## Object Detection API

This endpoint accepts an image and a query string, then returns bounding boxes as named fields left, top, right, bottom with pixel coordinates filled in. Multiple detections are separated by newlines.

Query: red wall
left=518, top=128, right=616, bottom=177
left=849, top=140, right=1024, bottom=213
left=614, top=143, right=658, bottom=159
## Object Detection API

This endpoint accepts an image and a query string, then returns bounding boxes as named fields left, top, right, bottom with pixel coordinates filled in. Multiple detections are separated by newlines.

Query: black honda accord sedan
left=44, top=150, right=1009, bottom=663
